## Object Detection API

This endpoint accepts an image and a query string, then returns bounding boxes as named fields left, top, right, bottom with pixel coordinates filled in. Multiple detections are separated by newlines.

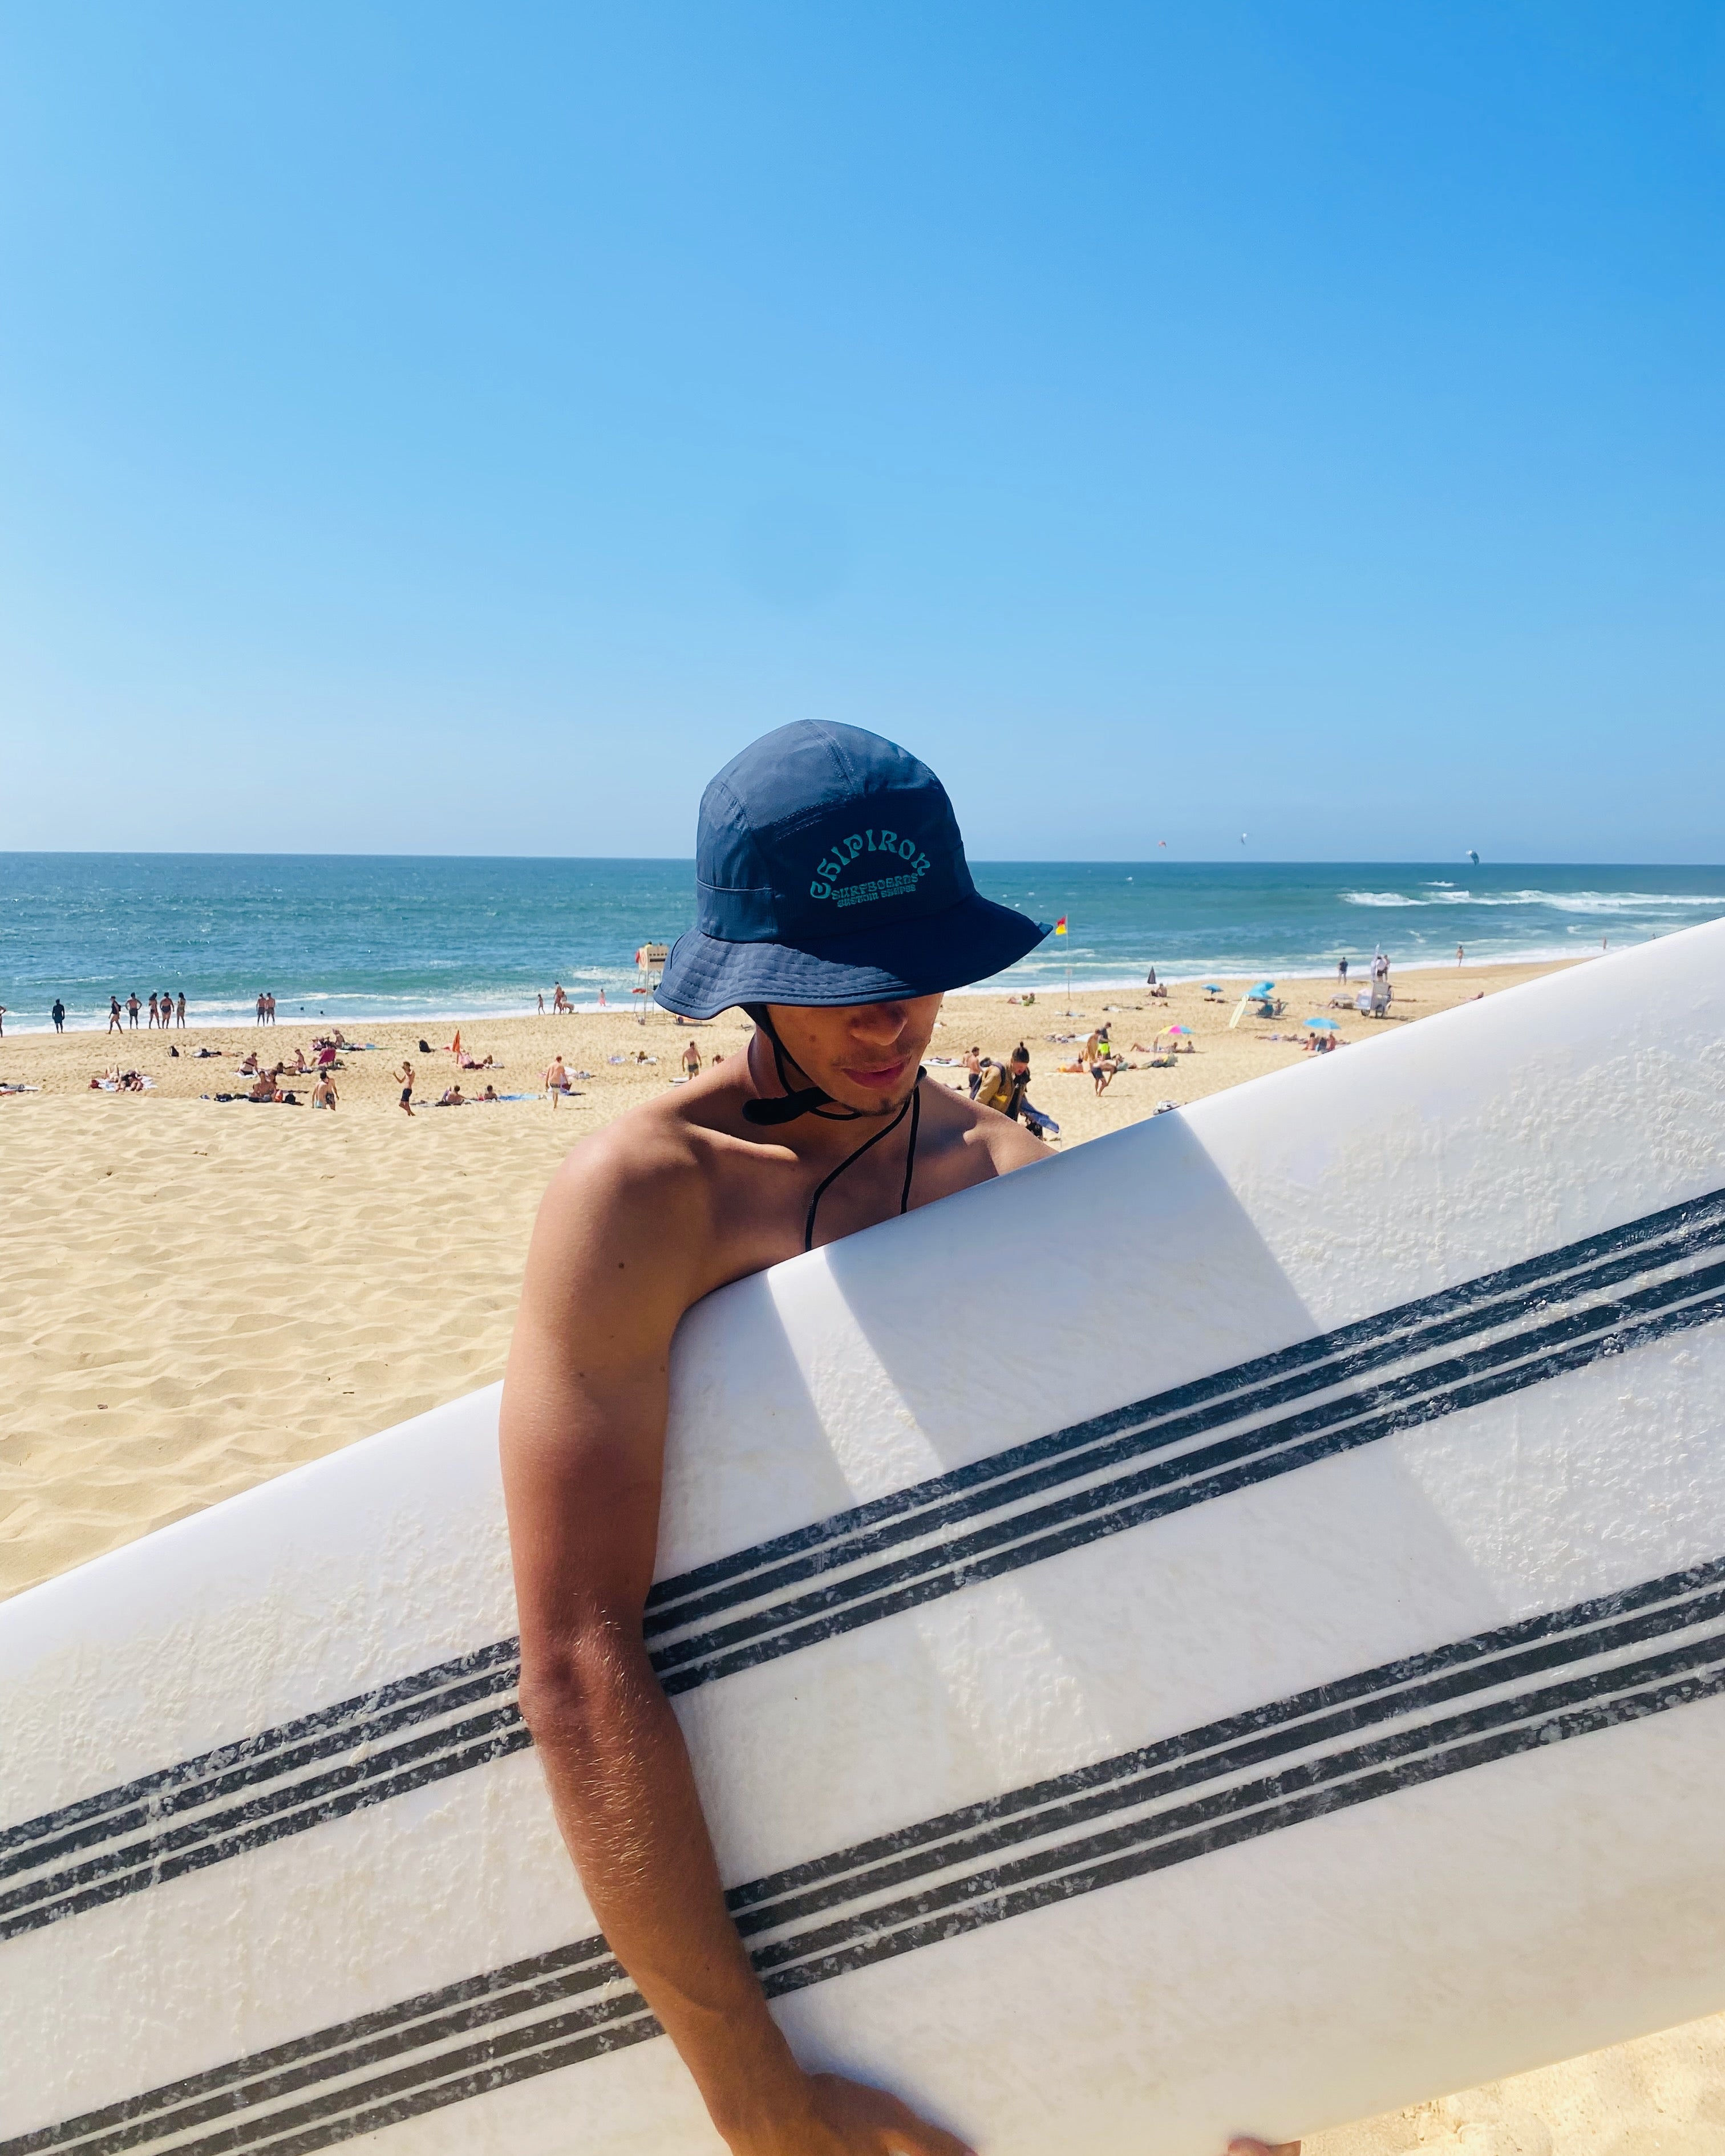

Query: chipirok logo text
left=808, top=829, right=933, bottom=909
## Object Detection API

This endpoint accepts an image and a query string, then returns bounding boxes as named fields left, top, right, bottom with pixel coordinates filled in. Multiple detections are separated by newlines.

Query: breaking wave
left=1343, top=889, right=1725, bottom=913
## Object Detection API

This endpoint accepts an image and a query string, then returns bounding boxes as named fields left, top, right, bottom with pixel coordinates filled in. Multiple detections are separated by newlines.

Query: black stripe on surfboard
left=7, top=1189, right=1722, bottom=1940
left=645, top=1182, right=1725, bottom=1623
left=653, top=1267, right=1725, bottom=1690
left=0, top=1640, right=522, bottom=1874
left=0, top=1720, right=536, bottom=1941
left=12, top=1556, right=1725, bottom=2156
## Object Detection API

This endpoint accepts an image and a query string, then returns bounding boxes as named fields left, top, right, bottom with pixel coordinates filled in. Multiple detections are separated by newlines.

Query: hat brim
left=655, top=893, right=1051, bottom=1020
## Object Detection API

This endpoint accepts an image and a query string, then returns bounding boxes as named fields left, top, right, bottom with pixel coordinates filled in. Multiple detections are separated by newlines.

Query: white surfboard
left=5, top=921, right=1725, bottom=2156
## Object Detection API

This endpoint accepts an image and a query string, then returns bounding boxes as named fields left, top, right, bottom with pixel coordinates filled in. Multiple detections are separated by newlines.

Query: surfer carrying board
left=501, top=722, right=1296, bottom=2156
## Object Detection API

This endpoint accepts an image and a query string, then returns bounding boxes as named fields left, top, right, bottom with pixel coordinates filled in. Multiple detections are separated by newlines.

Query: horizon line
left=3, top=852, right=1722, bottom=870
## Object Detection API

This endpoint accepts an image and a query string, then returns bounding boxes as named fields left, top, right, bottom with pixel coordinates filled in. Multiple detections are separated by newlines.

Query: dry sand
left=3, top=951, right=1720, bottom=2151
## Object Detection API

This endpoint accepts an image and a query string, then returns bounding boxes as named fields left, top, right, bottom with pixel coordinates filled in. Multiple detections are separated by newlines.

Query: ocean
left=1, top=855, right=1719, bottom=1034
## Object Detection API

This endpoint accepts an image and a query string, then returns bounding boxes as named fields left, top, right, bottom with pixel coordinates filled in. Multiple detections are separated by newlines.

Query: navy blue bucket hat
left=656, top=721, right=1051, bottom=1019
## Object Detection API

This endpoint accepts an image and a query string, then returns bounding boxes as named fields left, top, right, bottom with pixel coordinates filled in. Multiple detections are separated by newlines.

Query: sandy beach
left=4, top=950, right=1722, bottom=2150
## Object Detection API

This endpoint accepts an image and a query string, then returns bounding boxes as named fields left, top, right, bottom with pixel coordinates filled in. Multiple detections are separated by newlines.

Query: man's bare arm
left=499, top=1132, right=973, bottom=2156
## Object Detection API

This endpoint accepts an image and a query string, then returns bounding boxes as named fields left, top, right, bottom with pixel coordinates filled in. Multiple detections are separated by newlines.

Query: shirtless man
left=500, top=723, right=1295, bottom=2156
left=543, top=1053, right=573, bottom=1107
left=395, top=1059, right=415, bottom=1116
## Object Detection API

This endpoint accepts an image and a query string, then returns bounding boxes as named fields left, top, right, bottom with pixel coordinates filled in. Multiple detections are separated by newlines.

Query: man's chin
left=828, top=1069, right=918, bottom=1115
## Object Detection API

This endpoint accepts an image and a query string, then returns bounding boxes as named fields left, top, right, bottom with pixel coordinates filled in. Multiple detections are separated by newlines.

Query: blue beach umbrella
left=1249, top=980, right=1275, bottom=998
left=1305, top=1016, right=1339, bottom=1031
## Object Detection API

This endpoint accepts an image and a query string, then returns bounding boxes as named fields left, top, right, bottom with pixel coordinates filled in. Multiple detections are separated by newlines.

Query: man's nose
left=849, top=1004, right=908, bottom=1045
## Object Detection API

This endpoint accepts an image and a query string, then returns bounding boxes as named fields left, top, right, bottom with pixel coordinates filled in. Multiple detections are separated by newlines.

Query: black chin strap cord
left=739, top=1009, right=847, bottom=1127
left=801, top=1079, right=921, bottom=1253
left=737, top=1008, right=923, bottom=1249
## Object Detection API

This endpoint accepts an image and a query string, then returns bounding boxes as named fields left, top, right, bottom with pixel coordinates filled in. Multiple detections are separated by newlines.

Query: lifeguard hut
left=633, top=942, right=670, bottom=1024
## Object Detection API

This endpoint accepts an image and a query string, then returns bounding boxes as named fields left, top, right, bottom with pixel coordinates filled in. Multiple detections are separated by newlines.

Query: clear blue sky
left=2, top=3, right=1720, bottom=861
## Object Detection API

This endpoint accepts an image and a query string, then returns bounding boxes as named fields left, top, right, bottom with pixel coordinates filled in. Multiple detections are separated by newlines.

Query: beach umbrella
left=1248, top=980, right=1275, bottom=998
left=1305, top=1016, right=1339, bottom=1031
left=1163, top=1023, right=1192, bottom=1035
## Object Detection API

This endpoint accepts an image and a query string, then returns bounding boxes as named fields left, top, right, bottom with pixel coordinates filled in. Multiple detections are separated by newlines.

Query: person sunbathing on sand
left=440, top=1082, right=465, bottom=1106
left=248, top=1072, right=279, bottom=1102
left=500, top=724, right=1295, bottom=2156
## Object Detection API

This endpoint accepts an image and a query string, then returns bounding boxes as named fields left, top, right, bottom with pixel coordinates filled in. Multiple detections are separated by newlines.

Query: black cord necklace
left=739, top=1010, right=924, bottom=1250
left=800, top=1081, right=921, bottom=1252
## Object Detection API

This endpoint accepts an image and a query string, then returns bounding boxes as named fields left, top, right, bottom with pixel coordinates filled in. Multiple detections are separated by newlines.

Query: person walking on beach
left=501, top=724, right=1056, bottom=2156
left=499, top=721, right=1295, bottom=2156
left=964, top=1044, right=983, bottom=1097
left=108, top=996, right=123, bottom=1034
left=1337, top=954, right=1349, bottom=986
left=311, top=1071, right=338, bottom=1110
left=51, top=999, right=66, bottom=1034
left=537, top=992, right=546, bottom=1014
left=394, top=1059, right=415, bottom=1116
left=681, top=1039, right=702, bottom=1079
left=544, top=1053, right=573, bottom=1107
left=1456, top=944, right=1464, bottom=966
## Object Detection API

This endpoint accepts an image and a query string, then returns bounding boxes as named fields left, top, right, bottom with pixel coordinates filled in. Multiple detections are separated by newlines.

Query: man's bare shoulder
left=531, top=1071, right=764, bottom=1273
left=913, top=1076, right=1050, bottom=1180
left=541, top=1083, right=716, bottom=1212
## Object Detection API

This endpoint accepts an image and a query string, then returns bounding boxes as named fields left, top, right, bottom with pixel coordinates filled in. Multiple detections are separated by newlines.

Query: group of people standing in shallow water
left=106, top=991, right=187, bottom=1031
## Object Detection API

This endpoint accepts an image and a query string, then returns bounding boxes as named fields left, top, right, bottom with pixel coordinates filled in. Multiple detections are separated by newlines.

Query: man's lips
left=840, top=1053, right=910, bottom=1087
